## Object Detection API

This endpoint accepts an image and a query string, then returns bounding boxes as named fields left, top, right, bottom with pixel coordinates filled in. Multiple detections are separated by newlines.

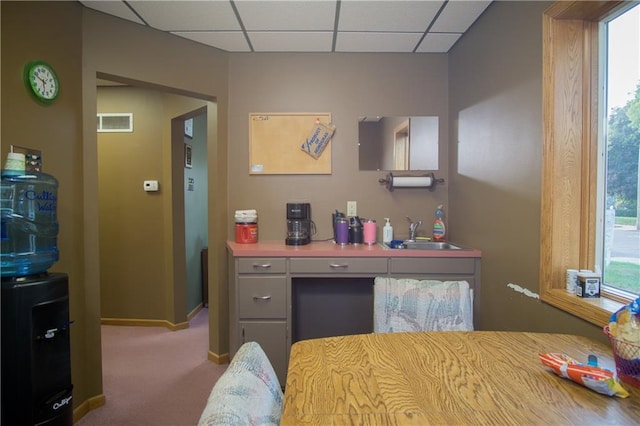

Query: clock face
left=24, top=61, right=60, bottom=103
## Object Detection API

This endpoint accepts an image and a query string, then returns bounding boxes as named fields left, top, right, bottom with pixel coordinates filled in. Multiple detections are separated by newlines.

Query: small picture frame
left=184, top=118, right=193, bottom=138
left=184, top=144, right=192, bottom=168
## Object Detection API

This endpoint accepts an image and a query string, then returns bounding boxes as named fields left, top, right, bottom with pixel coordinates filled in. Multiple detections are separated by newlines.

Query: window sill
left=541, top=289, right=623, bottom=328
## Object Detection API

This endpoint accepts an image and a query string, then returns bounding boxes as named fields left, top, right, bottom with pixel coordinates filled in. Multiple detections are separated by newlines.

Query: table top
left=227, top=240, right=481, bottom=258
left=281, top=331, right=640, bottom=425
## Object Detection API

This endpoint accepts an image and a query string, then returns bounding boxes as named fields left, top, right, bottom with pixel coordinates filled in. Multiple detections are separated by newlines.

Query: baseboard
left=100, top=304, right=204, bottom=331
left=188, top=303, right=203, bottom=321
left=73, top=394, right=106, bottom=423
left=208, top=350, right=229, bottom=364
left=101, top=317, right=189, bottom=330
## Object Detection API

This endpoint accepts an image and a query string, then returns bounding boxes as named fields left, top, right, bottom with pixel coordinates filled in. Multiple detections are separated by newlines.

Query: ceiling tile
left=248, top=31, right=334, bottom=52
left=235, top=0, right=337, bottom=31
left=338, top=0, right=444, bottom=32
left=430, top=0, right=492, bottom=33
left=128, top=0, right=240, bottom=31
left=172, top=31, right=251, bottom=52
left=415, top=33, right=462, bottom=53
left=79, top=0, right=145, bottom=25
left=79, top=0, right=492, bottom=53
left=335, top=32, right=423, bottom=53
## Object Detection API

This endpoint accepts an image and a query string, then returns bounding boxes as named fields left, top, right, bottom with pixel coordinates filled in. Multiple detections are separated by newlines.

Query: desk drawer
left=238, top=276, right=286, bottom=318
left=289, top=258, right=387, bottom=274
left=237, top=258, right=286, bottom=274
left=389, top=257, right=476, bottom=274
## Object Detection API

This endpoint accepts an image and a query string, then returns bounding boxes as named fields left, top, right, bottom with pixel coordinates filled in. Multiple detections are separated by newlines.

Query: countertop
left=226, top=240, right=481, bottom=258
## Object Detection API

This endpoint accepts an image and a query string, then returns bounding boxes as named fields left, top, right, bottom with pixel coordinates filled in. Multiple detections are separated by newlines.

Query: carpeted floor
left=76, top=308, right=228, bottom=426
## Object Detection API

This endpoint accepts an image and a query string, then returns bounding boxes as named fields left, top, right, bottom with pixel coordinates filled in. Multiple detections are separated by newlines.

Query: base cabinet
left=230, top=258, right=288, bottom=384
left=229, top=252, right=481, bottom=387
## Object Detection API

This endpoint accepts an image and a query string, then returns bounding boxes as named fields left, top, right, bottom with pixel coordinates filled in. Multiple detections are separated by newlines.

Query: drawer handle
left=253, top=295, right=272, bottom=301
left=329, top=263, right=349, bottom=268
left=252, top=263, right=272, bottom=269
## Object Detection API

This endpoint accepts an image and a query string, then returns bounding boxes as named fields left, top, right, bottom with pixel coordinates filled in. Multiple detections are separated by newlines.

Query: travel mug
left=335, top=218, right=349, bottom=245
left=349, top=224, right=363, bottom=244
left=363, top=220, right=376, bottom=245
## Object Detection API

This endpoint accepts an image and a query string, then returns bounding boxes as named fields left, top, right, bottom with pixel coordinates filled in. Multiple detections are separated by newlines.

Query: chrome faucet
left=406, top=216, right=422, bottom=241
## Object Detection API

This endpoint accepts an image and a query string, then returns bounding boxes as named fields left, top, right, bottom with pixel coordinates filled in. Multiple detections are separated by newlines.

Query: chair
left=198, top=341, right=283, bottom=426
left=373, top=277, right=474, bottom=333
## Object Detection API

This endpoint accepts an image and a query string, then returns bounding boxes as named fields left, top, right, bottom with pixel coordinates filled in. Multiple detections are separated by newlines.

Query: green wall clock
left=23, top=60, right=60, bottom=103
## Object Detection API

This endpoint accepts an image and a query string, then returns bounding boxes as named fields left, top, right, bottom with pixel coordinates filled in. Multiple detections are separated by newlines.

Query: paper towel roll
left=392, top=176, right=433, bottom=188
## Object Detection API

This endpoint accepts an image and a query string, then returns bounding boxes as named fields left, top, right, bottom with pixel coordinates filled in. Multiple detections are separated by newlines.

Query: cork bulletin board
left=249, top=113, right=333, bottom=174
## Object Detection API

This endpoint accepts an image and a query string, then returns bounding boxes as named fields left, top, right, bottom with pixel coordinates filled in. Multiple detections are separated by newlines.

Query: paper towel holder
left=378, top=172, right=444, bottom=192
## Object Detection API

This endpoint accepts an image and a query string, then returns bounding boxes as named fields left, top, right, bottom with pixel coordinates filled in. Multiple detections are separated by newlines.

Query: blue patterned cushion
left=198, top=341, right=283, bottom=426
left=374, top=278, right=474, bottom=333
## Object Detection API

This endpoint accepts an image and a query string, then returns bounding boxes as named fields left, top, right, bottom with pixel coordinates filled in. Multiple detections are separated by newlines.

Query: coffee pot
left=285, top=202, right=311, bottom=245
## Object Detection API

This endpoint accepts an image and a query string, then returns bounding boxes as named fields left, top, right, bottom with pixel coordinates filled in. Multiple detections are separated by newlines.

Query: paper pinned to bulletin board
left=249, top=113, right=333, bottom=174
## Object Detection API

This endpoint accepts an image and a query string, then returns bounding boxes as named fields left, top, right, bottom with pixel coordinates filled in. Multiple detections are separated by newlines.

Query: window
left=540, top=1, right=634, bottom=327
left=600, top=6, right=640, bottom=298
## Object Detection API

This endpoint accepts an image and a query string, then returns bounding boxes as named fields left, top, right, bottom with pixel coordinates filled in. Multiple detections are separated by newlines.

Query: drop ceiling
left=79, top=0, right=492, bottom=53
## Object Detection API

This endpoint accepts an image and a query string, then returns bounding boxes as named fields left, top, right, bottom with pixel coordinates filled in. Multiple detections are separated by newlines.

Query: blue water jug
left=1, top=170, right=59, bottom=277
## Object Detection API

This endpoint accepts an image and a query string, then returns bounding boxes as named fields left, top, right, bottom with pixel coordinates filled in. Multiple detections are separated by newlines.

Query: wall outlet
left=347, top=201, right=357, bottom=217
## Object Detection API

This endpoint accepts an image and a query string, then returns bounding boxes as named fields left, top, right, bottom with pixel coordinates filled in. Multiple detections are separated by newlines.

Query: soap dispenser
left=432, top=205, right=446, bottom=242
left=383, top=218, right=393, bottom=244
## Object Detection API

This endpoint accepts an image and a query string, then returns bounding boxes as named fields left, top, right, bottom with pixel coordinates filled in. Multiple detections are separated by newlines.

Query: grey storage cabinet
left=228, top=248, right=481, bottom=386
left=229, top=258, right=288, bottom=383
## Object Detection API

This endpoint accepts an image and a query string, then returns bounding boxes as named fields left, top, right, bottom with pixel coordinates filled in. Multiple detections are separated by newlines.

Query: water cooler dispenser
left=1, top=152, right=73, bottom=425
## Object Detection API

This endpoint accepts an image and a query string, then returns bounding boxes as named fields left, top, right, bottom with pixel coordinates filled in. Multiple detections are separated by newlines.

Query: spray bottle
left=432, top=205, right=446, bottom=242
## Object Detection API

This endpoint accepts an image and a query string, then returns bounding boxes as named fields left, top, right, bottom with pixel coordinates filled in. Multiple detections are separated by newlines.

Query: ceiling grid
left=80, top=0, right=492, bottom=53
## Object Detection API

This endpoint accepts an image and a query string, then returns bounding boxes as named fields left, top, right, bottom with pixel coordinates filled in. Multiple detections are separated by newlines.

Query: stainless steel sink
left=402, top=240, right=464, bottom=250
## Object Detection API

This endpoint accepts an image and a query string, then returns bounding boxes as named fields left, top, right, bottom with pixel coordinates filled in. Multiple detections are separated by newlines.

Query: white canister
left=235, top=209, right=257, bottom=223
left=566, top=269, right=578, bottom=294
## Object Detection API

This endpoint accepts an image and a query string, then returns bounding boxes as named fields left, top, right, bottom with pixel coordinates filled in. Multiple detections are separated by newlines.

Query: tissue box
left=576, top=272, right=600, bottom=298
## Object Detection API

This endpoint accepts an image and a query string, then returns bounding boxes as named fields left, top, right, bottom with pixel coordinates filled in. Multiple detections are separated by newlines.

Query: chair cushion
left=198, top=341, right=283, bottom=426
left=374, top=277, right=474, bottom=333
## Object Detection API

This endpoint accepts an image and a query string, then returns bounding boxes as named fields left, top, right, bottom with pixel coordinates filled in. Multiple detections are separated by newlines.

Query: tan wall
left=448, top=1, right=606, bottom=342
left=1, top=0, right=89, bottom=410
left=227, top=53, right=450, bottom=242
left=98, top=87, right=166, bottom=319
left=82, top=5, right=229, bottom=399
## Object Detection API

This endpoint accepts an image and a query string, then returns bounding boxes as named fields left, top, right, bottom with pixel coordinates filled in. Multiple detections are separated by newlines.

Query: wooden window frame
left=540, top=1, right=630, bottom=327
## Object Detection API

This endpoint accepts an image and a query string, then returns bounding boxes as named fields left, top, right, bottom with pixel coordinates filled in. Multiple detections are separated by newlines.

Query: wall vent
left=97, top=113, right=133, bottom=132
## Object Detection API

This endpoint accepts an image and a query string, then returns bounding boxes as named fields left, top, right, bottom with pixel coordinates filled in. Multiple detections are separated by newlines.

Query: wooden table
left=281, top=331, right=640, bottom=424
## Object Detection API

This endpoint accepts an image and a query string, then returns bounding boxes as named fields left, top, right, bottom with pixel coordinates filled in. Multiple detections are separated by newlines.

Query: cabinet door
left=240, top=322, right=288, bottom=385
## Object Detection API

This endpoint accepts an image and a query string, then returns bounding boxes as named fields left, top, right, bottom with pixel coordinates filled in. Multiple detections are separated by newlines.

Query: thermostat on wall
left=143, top=180, right=159, bottom=192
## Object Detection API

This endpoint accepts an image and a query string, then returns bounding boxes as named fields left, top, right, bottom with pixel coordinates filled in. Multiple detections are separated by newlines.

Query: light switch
left=143, top=180, right=159, bottom=192
left=347, top=201, right=357, bottom=217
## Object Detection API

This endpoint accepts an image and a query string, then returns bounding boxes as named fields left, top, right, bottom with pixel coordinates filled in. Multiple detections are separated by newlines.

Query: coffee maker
left=286, top=202, right=311, bottom=245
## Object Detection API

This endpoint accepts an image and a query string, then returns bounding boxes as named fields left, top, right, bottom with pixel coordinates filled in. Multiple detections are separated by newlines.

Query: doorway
left=182, top=109, right=208, bottom=314
left=96, top=79, right=213, bottom=323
